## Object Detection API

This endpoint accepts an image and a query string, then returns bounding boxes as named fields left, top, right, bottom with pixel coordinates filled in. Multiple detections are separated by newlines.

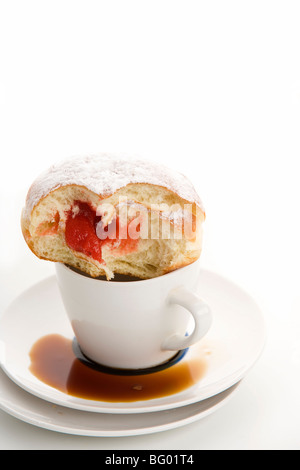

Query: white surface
left=0, top=270, right=265, bottom=414
left=0, top=0, right=300, bottom=450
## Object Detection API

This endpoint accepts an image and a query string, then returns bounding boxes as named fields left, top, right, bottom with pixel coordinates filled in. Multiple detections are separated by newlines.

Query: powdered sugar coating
left=24, top=153, right=204, bottom=218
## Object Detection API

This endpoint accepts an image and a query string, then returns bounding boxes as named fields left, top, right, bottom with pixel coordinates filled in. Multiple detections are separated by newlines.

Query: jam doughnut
left=21, top=153, right=205, bottom=279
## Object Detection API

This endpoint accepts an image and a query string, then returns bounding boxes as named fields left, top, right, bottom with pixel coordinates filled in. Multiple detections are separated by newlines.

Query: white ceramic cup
left=55, top=260, right=212, bottom=370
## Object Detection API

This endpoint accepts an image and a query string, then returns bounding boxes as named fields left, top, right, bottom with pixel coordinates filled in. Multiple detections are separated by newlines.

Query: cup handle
left=162, top=286, right=212, bottom=351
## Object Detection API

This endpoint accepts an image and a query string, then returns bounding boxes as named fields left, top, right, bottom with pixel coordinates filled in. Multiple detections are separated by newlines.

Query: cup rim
left=56, top=259, right=200, bottom=285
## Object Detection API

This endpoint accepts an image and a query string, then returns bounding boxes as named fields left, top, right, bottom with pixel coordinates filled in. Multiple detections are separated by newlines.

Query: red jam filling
left=64, top=201, right=139, bottom=263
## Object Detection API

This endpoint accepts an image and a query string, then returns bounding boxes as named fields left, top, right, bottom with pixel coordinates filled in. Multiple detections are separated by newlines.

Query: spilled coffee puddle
left=29, top=334, right=207, bottom=402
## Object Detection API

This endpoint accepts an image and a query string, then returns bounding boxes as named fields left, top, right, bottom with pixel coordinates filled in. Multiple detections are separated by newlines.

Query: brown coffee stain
left=29, top=334, right=207, bottom=402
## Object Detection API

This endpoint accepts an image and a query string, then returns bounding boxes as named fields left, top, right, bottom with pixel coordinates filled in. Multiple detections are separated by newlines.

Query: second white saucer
left=0, top=366, right=241, bottom=437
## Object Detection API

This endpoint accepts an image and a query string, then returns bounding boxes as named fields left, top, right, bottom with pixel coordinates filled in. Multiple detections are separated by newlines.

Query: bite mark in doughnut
left=64, top=201, right=139, bottom=264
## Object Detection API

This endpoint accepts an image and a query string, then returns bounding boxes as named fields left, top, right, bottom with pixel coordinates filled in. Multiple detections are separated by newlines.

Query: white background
left=0, top=0, right=299, bottom=450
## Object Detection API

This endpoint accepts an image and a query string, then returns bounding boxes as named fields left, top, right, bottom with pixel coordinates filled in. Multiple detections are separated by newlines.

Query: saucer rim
left=0, top=366, right=241, bottom=437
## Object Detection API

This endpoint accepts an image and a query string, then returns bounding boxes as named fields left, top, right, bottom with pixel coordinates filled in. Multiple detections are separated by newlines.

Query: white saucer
left=0, top=366, right=241, bottom=436
left=0, top=269, right=266, bottom=414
